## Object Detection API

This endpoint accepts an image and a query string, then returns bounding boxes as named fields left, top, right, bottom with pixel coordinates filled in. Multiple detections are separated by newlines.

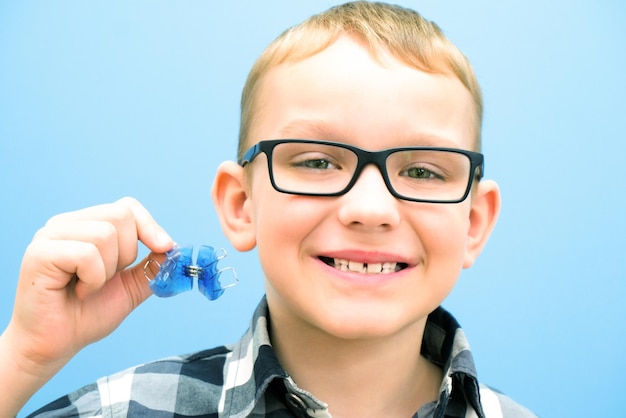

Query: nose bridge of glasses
left=347, top=149, right=394, bottom=194
left=337, top=151, right=402, bottom=226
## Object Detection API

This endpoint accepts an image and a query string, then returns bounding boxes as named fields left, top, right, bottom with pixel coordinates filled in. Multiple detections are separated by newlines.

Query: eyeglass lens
left=270, top=141, right=472, bottom=202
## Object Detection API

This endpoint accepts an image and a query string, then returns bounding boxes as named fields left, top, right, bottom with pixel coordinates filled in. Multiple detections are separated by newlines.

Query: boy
left=0, top=2, right=536, bottom=417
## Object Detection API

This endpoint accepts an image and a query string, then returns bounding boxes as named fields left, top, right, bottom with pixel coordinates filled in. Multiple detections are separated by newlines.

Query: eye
left=402, top=166, right=443, bottom=180
left=290, top=152, right=341, bottom=170
left=297, top=159, right=335, bottom=170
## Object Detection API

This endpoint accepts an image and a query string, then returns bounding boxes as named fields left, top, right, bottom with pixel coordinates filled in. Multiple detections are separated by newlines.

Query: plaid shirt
left=27, top=298, right=536, bottom=417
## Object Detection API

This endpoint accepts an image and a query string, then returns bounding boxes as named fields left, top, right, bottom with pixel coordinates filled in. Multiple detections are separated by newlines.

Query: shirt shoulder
left=479, top=384, right=538, bottom=418
left=26, top=346, right=232, bottom=417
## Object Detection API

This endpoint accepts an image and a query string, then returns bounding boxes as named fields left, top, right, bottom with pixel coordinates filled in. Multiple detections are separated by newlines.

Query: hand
left=0, top=197, right=173, bottom=415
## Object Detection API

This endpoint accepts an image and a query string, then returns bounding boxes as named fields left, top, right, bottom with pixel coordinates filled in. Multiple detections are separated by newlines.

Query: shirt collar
left=421, top=307, right=485, bottom=418
left=222, top=298, right=485, bottom=418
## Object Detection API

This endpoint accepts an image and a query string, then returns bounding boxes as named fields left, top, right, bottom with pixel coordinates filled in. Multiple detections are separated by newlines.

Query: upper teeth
left=334, top=258, right=398, bottom=274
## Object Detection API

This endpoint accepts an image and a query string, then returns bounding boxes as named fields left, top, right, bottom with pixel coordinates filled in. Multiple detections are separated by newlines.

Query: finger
left=45, top=198, right=173, bottom=269
left=126, top=251, right=167, bottom=306
left=33, top=220, right=120, bottom=282
left=120, top=197, right=173, bottom=253
left=21, top=239, right=107, bottom=301
left=45, top=201, right=140, bottom=269
left=89, top=251, right=167, bottom=326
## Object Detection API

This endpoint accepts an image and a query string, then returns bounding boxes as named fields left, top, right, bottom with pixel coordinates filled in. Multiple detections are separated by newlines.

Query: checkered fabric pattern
left=26, top=298, right=536, bottom=417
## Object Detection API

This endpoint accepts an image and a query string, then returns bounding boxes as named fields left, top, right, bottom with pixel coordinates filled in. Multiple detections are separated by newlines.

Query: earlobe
left=211, top=161, right=257, bottom=252
left=463, top=180, right=501, bottom=268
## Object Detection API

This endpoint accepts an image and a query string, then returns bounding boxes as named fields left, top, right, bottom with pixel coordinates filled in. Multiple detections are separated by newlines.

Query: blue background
left=1, top=1, right=624, bottom=416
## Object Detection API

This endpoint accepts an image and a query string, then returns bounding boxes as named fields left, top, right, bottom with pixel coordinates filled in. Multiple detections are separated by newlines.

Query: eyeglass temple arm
left=238, top=143, right=261, bottom=166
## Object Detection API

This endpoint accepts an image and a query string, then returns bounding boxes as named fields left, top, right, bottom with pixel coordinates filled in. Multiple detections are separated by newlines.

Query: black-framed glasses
left=239, top=139, right=484, bottom=204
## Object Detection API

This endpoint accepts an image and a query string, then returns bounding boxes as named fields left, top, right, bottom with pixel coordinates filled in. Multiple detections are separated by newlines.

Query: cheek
left=254, top=193, right=322, bottom=239
left=252, top=192, right=325, bottom=274
left=417, top=205, right=470, bottom=268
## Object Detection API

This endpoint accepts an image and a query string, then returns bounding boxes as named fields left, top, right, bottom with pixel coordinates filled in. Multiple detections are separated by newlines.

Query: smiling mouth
left=319, top=256, right=408, bottom=274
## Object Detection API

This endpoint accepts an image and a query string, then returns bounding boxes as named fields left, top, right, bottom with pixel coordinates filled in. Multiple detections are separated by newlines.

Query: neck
left=269, top=307, right=443, bottom=418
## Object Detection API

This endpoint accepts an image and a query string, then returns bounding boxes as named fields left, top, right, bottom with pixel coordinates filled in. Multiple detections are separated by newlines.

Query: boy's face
left=223, top=36, right=496, bottom=340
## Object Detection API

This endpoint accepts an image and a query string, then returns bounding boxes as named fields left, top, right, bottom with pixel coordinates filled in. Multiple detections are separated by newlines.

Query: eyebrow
left=275, top=119, right=461, bottom=149
left=275, top=119, right=337, bottom=140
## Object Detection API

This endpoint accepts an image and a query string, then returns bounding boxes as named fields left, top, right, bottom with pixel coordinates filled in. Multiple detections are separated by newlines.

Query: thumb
left=94, top=251, right=167, bottom=324
left=123, top=251, right=168, bottom=310
left=73, top=251, right=167, bottom=348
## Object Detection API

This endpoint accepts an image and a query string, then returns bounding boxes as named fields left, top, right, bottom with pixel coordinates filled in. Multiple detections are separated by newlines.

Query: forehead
left=247, top=36, right=476, bottom=152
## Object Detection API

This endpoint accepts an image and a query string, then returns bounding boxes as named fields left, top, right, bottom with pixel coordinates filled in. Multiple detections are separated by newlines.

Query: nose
left=337, top=164, right=401, bottom=230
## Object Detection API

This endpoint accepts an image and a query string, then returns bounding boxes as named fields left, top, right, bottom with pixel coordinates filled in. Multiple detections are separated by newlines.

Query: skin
left=212, top=35, right=501, bottom=417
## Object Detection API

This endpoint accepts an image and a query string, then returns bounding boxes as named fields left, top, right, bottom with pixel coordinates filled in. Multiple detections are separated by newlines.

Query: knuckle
left=44, top=212, right=65, bottom=227
left=22, top=239, right=44, bottom=262
left=116, top=196, right=140, bottom=210
left=111, top=198, right=142, bottom=226
left=32, top=225, right=49, bottom=241
left=108, top=202, right=131, bottom=222
left=83, top=242, right=99, bottom=261
left=98, top=221, right=119, bottom=244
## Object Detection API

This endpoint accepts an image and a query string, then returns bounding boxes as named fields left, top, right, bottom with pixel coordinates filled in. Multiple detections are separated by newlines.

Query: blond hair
left=238, top=1, right=483, bottom=157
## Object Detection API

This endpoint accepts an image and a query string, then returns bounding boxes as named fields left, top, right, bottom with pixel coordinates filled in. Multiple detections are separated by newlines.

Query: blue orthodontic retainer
left=145, top=244, right=238, bottom=301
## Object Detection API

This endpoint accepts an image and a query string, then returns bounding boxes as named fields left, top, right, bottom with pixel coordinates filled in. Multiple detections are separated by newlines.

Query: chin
left=313, top=305, right=426, bottom=341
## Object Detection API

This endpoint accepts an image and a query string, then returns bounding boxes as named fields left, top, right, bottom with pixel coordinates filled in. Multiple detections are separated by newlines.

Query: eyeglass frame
left=238, top=139, right=485, bottom=204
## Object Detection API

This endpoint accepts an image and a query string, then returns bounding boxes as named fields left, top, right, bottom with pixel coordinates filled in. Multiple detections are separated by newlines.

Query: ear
left=211, top=161, right=257, bottom=252
left=463, top=179, right=501, bottom=268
